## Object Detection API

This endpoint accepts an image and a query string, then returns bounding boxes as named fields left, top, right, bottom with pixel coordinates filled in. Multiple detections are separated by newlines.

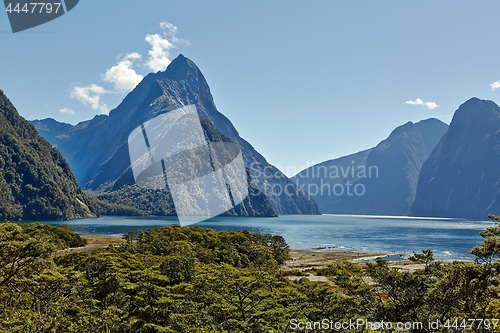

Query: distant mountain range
left=0, top=91, right=98, bottom=220
left=24, top=55, right=500, bottom=220
left=31, top=55, right=319, bottom=217
left=292, top=118, right=449, bottom=216
left=293, top=97, right=500, bottom=219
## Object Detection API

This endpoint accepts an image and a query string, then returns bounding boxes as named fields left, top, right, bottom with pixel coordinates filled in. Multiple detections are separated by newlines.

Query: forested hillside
left=0, top=91, right=98, bottom=220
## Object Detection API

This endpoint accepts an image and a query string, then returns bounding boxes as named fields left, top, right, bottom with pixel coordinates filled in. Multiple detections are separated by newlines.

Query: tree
left=408, top=249, right=441, bottom=273
left=0, top=223, right=54, bottom=287
left=471, top=214, right=500, bottom=263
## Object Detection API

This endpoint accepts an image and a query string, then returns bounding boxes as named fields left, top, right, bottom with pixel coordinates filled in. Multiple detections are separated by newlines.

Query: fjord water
left=43, top=214, right=493, bottom=260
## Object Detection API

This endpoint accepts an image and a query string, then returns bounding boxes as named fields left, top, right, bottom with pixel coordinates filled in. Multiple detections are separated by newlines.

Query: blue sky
left=1, top=1, right=500, bottom=176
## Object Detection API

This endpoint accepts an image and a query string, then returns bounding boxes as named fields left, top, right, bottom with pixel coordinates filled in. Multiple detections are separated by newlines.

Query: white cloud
left=69, top=22, right=188, bottom=114
left=70, top=54, right=142, bottom=112
left=145, top=22, right=189, bottom=72
left=103, top=53, right=144, bottom=91
left=70, top=84, right=109, bottom=114
left=160, top=22, right=177, bottom=35
left=59, top=107, right=76, bottom=115
left=159, top=21, right=190, bottom=45
left=424, top=101, right=439, bottom=110
left=145, top=34, right=175, bottom=72
left=406, top=98, right=439, bottom=110
left=490, top=81, right=500, bottom=91
left=406, top=98, right=425, bottom=106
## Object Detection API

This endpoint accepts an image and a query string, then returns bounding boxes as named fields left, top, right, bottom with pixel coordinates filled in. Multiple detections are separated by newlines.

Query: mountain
left=30, top=117, right=73, bottom=147
left=90, top=114, right=277, bottom=218
left=292, top=149, right=372, bottom=214
left=292, top=118, right=448, bottom=215
left=32, top=55, right=319, bottom=216
left=411, top=98, right=500, bottom=219
left=0, top=91, right=98, bottom=220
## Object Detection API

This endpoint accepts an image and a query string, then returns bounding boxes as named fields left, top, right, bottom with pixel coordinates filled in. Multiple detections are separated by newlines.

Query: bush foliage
left=0, top=91, right=99, bottom=220
left=0, top=216, right=499, bottom=332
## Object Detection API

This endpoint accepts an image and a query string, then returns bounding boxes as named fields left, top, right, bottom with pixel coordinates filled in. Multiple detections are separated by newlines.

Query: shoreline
left=283, top=248, right=404, bottom=271
left=64, top=235, right=400, bottom=263
left=58, top=235, right=469, bottom=276
left=15, top=215, right=487, bottom=261
left=68, top=234, right=474, bottom=262
left=321, top=213, right=459, bottom=220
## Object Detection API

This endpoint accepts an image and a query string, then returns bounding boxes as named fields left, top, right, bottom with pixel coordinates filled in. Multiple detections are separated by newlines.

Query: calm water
left=39, top=214, right=495, bottom=260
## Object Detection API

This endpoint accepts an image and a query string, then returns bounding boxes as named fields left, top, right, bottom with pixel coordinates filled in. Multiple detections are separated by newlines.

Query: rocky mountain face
left=0, top=91, right=98, bottom=220
left=292, top=149, right=372, bottom=214
left=411, top=98, right=500, bottom=219
left=92, top=112, right=277, bottom=218
left=292, top=118, right=448, bottom=215
left=32, top=55, right=319, bottom=216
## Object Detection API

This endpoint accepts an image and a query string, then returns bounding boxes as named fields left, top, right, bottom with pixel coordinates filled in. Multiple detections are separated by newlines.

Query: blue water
left=39, top=214, right=495, bottom=260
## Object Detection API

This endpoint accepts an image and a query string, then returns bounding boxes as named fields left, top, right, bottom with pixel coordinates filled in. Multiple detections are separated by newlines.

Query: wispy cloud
left=70, top=22, right=188, bottom=114
left=145, top=22, right=189, bottom=72
left=59, top=107, right=76, bottom=115
left=103, top=53, right=144, bottom=92
left=406, top=98, right=439, bottom=110
left=144, top=34, right=175, bottom=72
left=490, top=80, right=500, bottom=91
left=70, top=84, right=109, bottom=114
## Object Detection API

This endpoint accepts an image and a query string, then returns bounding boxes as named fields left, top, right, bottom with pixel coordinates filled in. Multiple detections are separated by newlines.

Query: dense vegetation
left=0, top=215, right=499, bottom=332
left=0, top=91, right=99, bottom=220
left=93, top=171, right=277, bottom=217
left=92, top=185, right=162, bottom=216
